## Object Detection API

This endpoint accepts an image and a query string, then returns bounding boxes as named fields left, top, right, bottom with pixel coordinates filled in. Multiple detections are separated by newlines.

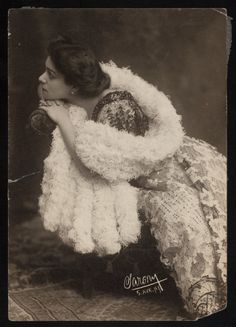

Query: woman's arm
left=39, top=100, right=95, bottom=178
left=73, top=91, right=184, bottom=182
left=40, top=92, right=184, bottom=183
left=58, top=117, right=91, bottom=175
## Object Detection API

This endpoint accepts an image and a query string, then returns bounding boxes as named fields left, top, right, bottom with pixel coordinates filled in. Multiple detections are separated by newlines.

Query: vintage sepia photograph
left=8, top=8, right=227, bottom=321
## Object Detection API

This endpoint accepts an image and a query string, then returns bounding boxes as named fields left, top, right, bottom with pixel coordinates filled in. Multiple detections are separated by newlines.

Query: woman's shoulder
left=91, top=89, right=149, bottom=136
left=91, top=90, right=134, bottom=119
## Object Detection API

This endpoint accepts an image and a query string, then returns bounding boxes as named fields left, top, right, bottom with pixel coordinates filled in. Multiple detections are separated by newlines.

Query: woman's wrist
left=57, top=114, right=70, bottom=127
left=39, top=100, right=70, bottom=126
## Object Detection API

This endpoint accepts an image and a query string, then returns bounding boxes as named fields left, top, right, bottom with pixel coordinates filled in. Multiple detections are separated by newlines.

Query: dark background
left=8, top=8, right=228, bottom=222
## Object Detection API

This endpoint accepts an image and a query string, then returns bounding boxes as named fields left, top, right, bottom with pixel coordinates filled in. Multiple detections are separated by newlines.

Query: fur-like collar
left=74, top=61, right=185, bottom=182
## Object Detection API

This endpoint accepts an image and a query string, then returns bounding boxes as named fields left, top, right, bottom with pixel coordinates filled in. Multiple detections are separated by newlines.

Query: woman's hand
left=39, top=100, right=69, bottom=125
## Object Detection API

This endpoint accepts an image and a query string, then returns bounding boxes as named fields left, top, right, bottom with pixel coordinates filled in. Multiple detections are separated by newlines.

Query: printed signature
left=123, top=273, right=168, bottom=296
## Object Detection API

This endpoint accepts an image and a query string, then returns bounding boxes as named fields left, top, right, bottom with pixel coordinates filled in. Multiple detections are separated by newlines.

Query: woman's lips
left=37, top=84, right=47, bottom=100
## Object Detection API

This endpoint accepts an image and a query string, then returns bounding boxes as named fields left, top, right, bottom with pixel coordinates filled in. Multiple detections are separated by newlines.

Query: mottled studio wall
left=8, top=8, right=227, bottom=222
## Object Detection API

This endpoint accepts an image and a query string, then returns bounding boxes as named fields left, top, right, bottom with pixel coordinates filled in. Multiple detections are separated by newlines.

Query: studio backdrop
left=8, top=8, right=227, bottom=221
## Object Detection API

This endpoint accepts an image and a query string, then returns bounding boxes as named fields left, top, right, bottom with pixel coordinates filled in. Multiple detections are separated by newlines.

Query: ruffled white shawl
left=39, top=61, right=185, bottom=256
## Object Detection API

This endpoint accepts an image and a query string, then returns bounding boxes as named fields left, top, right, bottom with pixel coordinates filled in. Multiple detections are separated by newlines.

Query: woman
left=31, top=35, right=226, bottom=319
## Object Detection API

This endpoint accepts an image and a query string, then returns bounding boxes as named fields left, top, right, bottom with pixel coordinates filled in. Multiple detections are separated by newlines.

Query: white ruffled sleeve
left=72, top=63, right=185, bottom=182
left=73, top=99, right=184, bottom=182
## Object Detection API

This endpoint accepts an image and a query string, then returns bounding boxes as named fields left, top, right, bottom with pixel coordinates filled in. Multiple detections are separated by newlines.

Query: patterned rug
left=8, top=215, right=186, bottom=321
left=9, top=280, right=181, bottom=321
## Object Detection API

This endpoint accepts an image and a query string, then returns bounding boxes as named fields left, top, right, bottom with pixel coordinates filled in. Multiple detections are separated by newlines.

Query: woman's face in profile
left=38, top=56, right=72, bottom=100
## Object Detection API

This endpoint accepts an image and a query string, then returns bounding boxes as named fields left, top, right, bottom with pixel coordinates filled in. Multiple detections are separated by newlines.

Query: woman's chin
left=37, top=84, right=46, bottom=100
left=37, top=85, right=53, bottom=100
left=41, top=95, right=51, bottom=100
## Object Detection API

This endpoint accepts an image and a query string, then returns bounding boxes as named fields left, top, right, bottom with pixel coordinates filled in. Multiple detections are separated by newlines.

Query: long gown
left=91, top=90, right=227, bottom=318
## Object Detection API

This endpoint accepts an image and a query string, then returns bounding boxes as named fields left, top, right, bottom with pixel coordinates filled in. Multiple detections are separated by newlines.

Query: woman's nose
left=38, top=72, right=46, bottom=83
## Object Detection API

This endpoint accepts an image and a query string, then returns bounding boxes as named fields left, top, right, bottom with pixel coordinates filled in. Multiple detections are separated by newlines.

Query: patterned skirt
left=137, top=136, right=226, bottom=318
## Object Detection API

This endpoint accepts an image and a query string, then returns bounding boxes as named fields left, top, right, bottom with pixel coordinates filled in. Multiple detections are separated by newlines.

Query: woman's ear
left=70, top=87, right=79, bottom=95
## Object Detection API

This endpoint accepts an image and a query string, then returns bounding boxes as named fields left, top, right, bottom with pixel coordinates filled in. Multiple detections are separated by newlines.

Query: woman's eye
left=46, top=69, right=55, bottom=79
left=48, top=72, right=55, bottom=79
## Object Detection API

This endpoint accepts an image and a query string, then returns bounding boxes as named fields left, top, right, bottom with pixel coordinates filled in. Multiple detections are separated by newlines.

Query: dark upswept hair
left=47, top=34, right=111, bottom=98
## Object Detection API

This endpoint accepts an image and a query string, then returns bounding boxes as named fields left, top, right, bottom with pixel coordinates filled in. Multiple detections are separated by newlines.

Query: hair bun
left=97, top=72, right=111, bottom=94
left=48, top=34, right=111, bottom=98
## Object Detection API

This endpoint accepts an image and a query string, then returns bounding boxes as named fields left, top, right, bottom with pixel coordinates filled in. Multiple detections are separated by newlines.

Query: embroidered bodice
left=91, top=89, right=175, bottom=189
left=92, top=90, right=149, bottom=136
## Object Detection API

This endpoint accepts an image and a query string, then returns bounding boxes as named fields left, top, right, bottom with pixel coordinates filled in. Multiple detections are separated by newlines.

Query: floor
left=8, top=214, right=188, bottom=321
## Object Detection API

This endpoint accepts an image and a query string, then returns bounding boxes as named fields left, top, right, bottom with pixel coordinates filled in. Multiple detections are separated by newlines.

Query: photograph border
left=2, top=1, right=236, bottom=326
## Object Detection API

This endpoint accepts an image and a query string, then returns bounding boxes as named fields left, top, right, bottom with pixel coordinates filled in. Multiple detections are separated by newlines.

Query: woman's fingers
left=42, top=100, right=64, bottom=107
left=39, top=105, right=48, bottom=113
left=45, top=100, right=53, bottom=106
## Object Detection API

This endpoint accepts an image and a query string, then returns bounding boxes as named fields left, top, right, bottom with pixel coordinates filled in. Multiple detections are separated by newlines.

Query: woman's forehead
left=45, top=57, right=57, bottom=73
